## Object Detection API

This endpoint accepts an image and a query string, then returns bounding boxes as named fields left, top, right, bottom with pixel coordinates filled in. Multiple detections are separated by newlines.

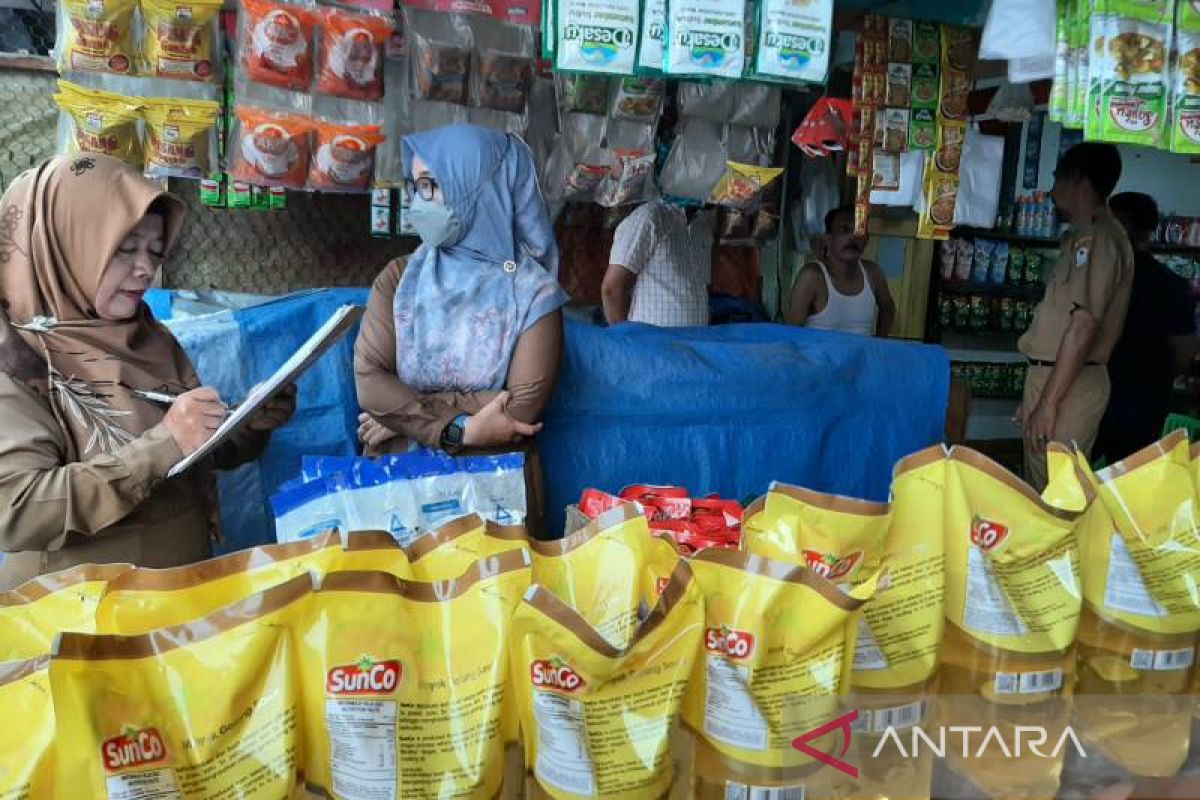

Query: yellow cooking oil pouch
left=54, top=80, right=143, bottom=168
left=0, top=563, right=131, bottom=661
left=0, top=657, right=54, bottom=798
left=142, top=97, right=219, bottom=180
left=509, top=559, right=704, bottom=800
left=530, top=503, right=678, bottom=650
left=140, top=0, right=222, bottom=80
left=1058, top=432, right=1200, bottom=778
left=939, top=446, right=1085, bottom=800
left=50, top=573, right=312, bottom=798
left=681, top=549, right=877, bottom=799
left=336, top=529, right=412, bottom=576
left=297, top=549, right=532, bottom=800
left=404, top=513, right=529, bottom=582
left=94, top=529, right=340, bottom=634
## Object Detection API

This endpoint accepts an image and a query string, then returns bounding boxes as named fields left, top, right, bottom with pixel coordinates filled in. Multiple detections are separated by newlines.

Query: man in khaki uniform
left=1018, top=143, right=1133, bottom=489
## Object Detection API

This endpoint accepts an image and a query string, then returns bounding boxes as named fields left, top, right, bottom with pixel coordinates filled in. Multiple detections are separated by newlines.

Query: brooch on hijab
left=14, top=316, right=57, bottom=333
left=503, top=260, right=517, bottom=273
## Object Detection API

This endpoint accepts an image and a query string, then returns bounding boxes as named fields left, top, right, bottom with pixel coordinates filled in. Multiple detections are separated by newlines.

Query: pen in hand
left=133, top=389, right=239, bottom=413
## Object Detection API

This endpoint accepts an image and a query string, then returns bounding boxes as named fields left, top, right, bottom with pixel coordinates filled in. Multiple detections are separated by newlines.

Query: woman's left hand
left=248, top=384, right=297, bottom=432
left=358, top=413, right=399, bottom=448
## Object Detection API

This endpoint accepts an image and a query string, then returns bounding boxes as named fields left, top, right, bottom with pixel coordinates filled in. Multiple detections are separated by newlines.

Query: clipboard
left=168, top=304, right=366, bottom=478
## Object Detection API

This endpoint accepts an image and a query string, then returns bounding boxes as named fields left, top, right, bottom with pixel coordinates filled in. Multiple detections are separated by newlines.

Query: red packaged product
left=231, top=106, right=314, bottom=189
left=309, top=120, right=384, bottom=191
left=316, top=8, right=391, bottom=101
left=578, top=488, right=624, bottom=519
left=242, top=0, right=316, bottom=90
left=619, top=485, right=691, bottom=521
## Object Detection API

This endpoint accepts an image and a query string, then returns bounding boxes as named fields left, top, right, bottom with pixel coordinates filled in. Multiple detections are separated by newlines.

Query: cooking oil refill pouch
left=529, top=503, right=678, bottom=650
left=93, top=530, right=341, bottom=634
left=50, top=574, right=312, bottom=798
left=509, top=559, right=703, bottom=800
left=0, top=564, right=131, bottom=661
left=1063, top=432, right=1200, bottom=777
left=297, top=550, right=532, bottom=799
left=682, top=549, right=877, bottom=798
left=0, top=658, right=54, bottom=798
left=337, top=529, right=412, bottom=576
left=553, top=0, right=640, bottom=75
left=752, top=0, right=833, bottom=84
left=664, top=0, right=746, bottom=77
left=404, top=513, right=530, bottom=582
left=939, top=446, right=1084, bottom=800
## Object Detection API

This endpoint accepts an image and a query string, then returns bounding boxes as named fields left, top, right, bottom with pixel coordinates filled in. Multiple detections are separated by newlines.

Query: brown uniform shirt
left=1018, top=209, right=1134, bottom=363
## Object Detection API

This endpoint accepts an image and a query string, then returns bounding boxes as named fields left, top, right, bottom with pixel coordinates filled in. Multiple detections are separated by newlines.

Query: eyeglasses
left=404, top=176, right=440, bottom=202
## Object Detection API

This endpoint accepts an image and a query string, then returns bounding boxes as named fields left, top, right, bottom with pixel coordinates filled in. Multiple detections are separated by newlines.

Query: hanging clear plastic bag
left=677, top=79, right=738, bottom=121
left=544, top=112, right=609, bottom=202
left=555, top=71, right=612, bottom=114
left=725, top=122, right=775, bottom=166
left=406, top=7, right=473, bottom=106
left=596, top=117, right=657, bottom=207
left=659, top=116, right=726, bottom=201
left=791, top=153, right=839, bottom=239
left=470, top=15, right=535, bottom=114
left=729, top=83, right=781, bottom=127
left=609, top=75, right=665, bottom=123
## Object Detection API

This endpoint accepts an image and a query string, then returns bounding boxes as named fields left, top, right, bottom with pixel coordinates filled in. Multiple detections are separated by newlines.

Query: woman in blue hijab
left=354, top=125, right=568, bottom=534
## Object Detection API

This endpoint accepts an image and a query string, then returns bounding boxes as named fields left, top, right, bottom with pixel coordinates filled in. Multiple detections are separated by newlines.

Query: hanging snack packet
left=404, top=513, right=529, bottom=582
left=298, top=552, right=532, bottom=799
left=471, top=16, right=534, bottom=114
left=0, top=658, right=54, bottom=798
left=408, top=8, right=473, bottom=106
left=309, top=120, right=384, bottom=191
left=665, top=0, right=746, bottom=77
left=50, top=575, right=311, bottom=798
left=140, top=0, right=221, bottom=80
left=316, top=6, right=392, bottom=101
left=530, top=504, right=681, bottom=650
left=1098, top=0, right=1173, bottom=147
left=596, top=148, right=656, bottom=207
left=752, top=0, right=833, bottom=83
left=682, top=549, right=876, bottom=798
left=93, top=530, right=341, bottom=634
left=637, top=0, right=667, bottom=72
left=241, top=0, right=317, bottom=91
left=556, top=72, right=611, bottom=114
left=142, top=97, right=220, bottom=179
left=59, top=0, right=135, bottom=73
left=0, top=563, right=131, bottom=661
left=553, top=0, right=640, bottom=75
left=509, top=559, right=703, bottom=800
left=1171, top=0, right=1200, bottom=153
left=1064, top=432, right=1200, bottom=777
left=53, top=80, right=143, bottom=169
left=230, top=105, right=315, bottom=189
left=939, top=446, right=1084, bottom=800
left=610, top=76, right=665, bottom=123
left=709, top=162, right=784, bottom=209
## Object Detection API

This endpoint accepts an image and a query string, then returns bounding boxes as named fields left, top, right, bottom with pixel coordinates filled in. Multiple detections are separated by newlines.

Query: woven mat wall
left=0, top=67, right=413, bottom=293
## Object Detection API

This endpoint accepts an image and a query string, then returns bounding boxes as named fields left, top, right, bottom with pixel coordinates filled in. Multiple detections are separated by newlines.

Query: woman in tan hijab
left=0, top=154, right=295, bottom=588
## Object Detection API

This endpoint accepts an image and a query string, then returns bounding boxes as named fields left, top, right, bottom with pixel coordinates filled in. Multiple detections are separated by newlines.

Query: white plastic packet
left=270, top=474, right=347, bottom=542
left=980, top=0, right=1056, bottom=61
left=953, top=127, right=1004, bottom=227
left=665, top=0, right=746, bottom=77
left=554, top=0, right=641, bottom=75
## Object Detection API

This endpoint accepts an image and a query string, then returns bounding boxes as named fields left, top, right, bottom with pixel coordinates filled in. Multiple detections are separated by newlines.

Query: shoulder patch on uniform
left=1073, top=237, right=1092, bottom=268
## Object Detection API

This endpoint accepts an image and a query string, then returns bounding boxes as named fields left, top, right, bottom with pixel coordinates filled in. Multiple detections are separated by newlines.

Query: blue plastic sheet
left=153, top=289, right=949, bottom=547
left=538, top=321, right=950, bottom=537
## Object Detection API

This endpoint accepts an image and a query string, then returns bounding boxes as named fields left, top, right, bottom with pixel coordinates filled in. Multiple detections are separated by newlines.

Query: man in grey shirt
left=601, top=200, right=714, bottom=327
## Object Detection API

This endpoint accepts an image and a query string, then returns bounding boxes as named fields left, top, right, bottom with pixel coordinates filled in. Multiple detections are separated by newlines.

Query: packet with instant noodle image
left=297, top=550, right=532, bottom=799
left=708, top=162, right=784, bottom=209
left=308, top=120, right=384, bottom=191
left=681, top=549, right=877, bottom=799
left=0, top=658, right=53, bottom=798
left=93, top=529, right=340, bottom=634
left=50, top=574, right=312, bottom=798
left=938, top=446, right=1085, bottom=800
left=139, top=0, right=222, bottom=80
left=230, top=105, right=315, bottom=189
left=529, top=504, right=682, bottom=650
left=53, top=80, right=143, bottom=169
left=142, top=97, right=220, bottom=179
left=509, top=558, right=703, bottom=800
left=58, top=0, right=136, bottom=74
left=404, top=513, right=529, bottom=582
left=317, top=7, right=392, bottom=101
left=0, top=563, right=131, bottom=661
left=1049, top=432, right=1200, bottom=778
left=241, top=0, right=317, bottom=91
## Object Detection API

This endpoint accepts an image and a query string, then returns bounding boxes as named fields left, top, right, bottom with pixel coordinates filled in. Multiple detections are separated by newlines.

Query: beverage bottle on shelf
left=1016, top=195, right=1028, bottom=236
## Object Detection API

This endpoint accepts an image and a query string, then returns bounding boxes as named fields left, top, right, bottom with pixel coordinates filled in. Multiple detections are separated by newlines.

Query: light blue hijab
left=394, top=125, right=568, bottom=392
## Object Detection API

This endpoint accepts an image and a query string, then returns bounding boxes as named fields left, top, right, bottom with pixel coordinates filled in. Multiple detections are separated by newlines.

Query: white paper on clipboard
left=167, top=304, right=365, bottom=478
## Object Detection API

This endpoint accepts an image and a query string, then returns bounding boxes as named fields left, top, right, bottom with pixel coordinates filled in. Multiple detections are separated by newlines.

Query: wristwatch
left=441, top=414, right=469, bottom=449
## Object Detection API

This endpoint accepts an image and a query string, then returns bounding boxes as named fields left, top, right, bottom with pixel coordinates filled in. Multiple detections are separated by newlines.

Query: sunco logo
left=531, top=657, right=586, bottom=693
left=327, top=656, right=402, bottom=695
left=102, top=726, right=168, bottom=773
left=562, top=24, right=635, bottom=48
left=803, top=549, right=863, bottom=581
left=970, top=517, right=1009, bottom=551
left=705, top=626, right=755, bottom=659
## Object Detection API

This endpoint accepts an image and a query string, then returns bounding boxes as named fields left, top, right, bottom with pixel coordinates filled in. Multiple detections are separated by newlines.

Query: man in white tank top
left=785, top=205, right=896, bottom=337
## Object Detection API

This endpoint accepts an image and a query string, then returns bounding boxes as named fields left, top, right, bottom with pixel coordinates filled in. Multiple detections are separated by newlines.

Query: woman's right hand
left=162, top=387, right=227, bottom=456
left=462, top=391, right=542, bottom=448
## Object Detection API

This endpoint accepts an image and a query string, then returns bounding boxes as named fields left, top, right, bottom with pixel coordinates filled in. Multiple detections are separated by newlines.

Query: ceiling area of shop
left=836, top=0, right=991, bottom=26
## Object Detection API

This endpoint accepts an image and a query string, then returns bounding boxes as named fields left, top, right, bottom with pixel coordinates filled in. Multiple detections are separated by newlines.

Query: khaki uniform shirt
left=1019, top=209, right=1134, bottom=364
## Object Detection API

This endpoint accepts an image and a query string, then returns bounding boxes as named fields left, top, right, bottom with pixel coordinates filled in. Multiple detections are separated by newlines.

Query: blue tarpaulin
left=148, top=289, right=949, bottom=548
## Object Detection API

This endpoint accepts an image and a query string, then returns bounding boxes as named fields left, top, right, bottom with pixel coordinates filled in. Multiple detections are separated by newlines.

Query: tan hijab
left=0, top=153, right=197, bottom=461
